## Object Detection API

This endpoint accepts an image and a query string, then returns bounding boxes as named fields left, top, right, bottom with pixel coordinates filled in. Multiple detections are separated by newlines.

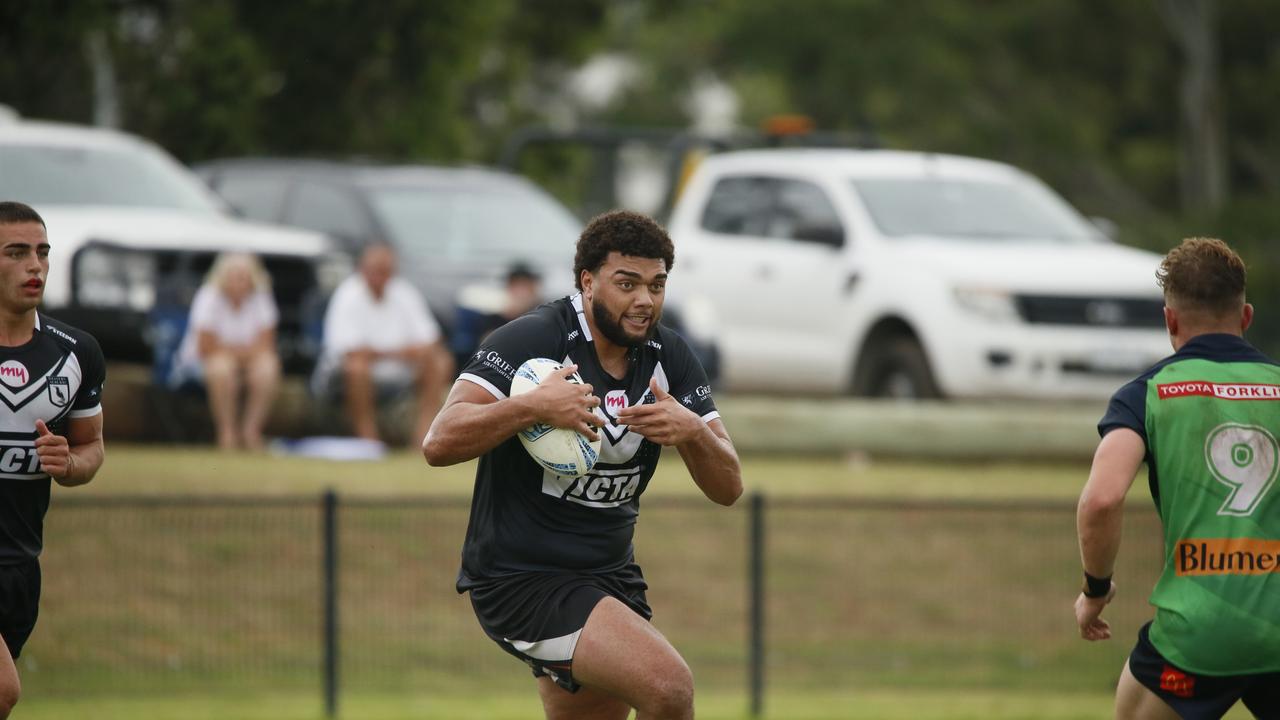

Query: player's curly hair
left=1156, top=237, right=1246, bottom=316
left=573, top=210, right=674, bottom=290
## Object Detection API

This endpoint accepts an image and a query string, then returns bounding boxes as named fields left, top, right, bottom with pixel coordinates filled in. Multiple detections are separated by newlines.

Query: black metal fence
left=23, top=493, right=1163, bottom=714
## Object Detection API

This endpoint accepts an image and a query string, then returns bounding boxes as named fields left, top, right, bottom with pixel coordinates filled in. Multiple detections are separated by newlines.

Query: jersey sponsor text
left=0, top=361, right=29, bottom=387
left=1158, top=381, right=1280, bottom=400
left=604, top=390, right=628, bottom=418
left=45, top=325, right=77, bottom=345
left=478, top=350, right=517, bottom=380
left=542, top=466, right=642, bottom=508
left=1176, top=538, right=1280, bottom=575
left=0, top=443, right=44, bottom=478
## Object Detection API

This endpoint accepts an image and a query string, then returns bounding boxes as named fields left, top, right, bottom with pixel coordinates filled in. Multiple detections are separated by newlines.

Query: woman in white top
left=174, top=252, right=281, bottom=450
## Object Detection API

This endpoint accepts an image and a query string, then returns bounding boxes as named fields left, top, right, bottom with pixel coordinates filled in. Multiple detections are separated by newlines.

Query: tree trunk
left=84, top=28, right=120, bottom=129
left=1160, top=0, right=1226, bottom=212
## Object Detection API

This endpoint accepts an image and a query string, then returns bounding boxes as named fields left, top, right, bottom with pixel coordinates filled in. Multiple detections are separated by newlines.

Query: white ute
left=668, top=149, right=1171, bottom=399
left=0, top=113, right=343, bottom=370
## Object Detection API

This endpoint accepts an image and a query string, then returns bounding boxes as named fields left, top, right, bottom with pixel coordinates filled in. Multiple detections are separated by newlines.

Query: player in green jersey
left=1076, top=237, right=1279, bottom=719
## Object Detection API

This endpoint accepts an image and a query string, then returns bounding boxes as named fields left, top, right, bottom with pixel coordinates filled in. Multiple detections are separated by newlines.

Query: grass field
left=75, top=443, right=1096, bottom=500
left=16, top=444, right=1246, bottom=719
left=18, top=689, right=1131, bottom=720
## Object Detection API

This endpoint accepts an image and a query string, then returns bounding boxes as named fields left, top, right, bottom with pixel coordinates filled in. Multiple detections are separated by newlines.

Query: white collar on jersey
left=569, top=293, right=594, bottom=343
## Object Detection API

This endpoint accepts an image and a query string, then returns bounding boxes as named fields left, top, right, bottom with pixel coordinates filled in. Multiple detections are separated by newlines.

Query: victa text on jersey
left=0, top=445, right=41, bottom=476
left=542, top=467, right=642, bottom=508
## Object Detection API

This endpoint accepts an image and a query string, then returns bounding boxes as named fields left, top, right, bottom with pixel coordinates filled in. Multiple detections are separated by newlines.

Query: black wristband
left=1082, top=572, right=1112, bottom=598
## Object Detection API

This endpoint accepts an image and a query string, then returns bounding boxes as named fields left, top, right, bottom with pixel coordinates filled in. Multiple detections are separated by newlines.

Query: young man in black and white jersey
left=424, top=210, right=741, bottom=720
left=0, top=202, right=106, bottom=718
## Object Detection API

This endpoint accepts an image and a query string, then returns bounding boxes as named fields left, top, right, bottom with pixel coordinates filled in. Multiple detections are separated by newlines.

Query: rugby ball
left=510, top=358, right=601, bottom=478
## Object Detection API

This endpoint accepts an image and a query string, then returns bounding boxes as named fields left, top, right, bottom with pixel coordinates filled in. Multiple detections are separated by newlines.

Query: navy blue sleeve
left=1098, top=378, right=1147, bottom=446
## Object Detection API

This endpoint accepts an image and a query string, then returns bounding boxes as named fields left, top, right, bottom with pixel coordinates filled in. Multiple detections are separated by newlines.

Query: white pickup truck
left=667, top=149, right=1171, bottom=399
left=0, top=114, right=346, bottom=372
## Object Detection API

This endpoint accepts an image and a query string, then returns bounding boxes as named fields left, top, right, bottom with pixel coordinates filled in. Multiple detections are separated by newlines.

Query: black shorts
left=465, top=565, right=651, bottom=693
left=1129, top=622, right=1280, bottom=719
left=0, top=560, right=40, bottom=659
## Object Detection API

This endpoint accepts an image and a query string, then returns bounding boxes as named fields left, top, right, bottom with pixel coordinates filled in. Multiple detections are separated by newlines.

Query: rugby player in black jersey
left=0, top=202, right=106, bottom=718
left=424, top=210, right=741, bottom=720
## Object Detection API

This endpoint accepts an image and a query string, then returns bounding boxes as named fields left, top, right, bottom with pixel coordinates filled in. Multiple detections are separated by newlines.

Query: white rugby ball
left=510, top=358, right=601, bottom=478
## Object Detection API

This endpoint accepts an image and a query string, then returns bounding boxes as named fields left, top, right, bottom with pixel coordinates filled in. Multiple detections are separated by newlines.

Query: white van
left=667, top=149, right=1170, bottom=399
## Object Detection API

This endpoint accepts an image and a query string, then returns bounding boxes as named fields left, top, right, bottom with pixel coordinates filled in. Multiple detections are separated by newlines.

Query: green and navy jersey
left=455, top=294, right=718, bottom=588
left=0, top=314, right=106, bottom=564
left=1099, top=333, right=1280, bottom=675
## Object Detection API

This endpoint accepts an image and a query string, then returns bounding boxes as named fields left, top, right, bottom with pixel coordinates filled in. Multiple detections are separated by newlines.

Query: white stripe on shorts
left=505, top=628, right=583, bottom=663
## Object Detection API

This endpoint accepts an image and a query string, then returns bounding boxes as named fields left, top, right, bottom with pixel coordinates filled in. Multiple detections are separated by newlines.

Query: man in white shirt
left=316, top=243, right=453, bottom=445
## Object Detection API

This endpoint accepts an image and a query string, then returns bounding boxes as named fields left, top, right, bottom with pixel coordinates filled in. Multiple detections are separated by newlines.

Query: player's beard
left=592, top=296, right=659, bottom=348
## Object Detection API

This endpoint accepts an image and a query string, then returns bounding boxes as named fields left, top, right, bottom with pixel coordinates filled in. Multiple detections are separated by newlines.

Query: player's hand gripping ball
left=510, top=358, right=602, bottom=478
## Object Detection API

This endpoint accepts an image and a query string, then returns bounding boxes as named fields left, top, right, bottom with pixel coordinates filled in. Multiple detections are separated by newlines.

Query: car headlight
left=953, top=286, right=1020, bottom=322
left=75, top=246, right=156, bottom=311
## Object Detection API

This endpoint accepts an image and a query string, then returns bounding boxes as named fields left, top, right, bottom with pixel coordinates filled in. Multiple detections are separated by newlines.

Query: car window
left=211, top=173, right=289, bottom=222
left=700, top=176, right=776, bottom=237
left=774, top=179, right=845, bottom=247
left=0, top=143, right=221, bottom=213
left=850, top=177, right=1099, bottom=243
left=367, top=185, right=579, bottom=267
left=285, top=181, right=369, bottom=241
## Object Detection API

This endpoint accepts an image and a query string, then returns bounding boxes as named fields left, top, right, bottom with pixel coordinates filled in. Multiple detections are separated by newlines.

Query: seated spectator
left=314, top=243, right=453, bottom=446
left=499, top=262, right=544, bottom=320
left=172, top=252, right=281, bottom=451
left=450, top=262, right=543, bottom=368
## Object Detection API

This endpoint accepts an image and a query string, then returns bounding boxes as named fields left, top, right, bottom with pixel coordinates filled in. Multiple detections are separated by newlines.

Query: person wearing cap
left=450, top=262, right=545, bottom=369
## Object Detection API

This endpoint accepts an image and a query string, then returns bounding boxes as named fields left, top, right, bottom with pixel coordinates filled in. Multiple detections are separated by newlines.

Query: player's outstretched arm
left=1074, top=428, right=1143, bottom=640
left=422, top=366, right=600, bottom=467
left=618, top=379, right=742, bottom=506
left=35, top=415, right=105, bottom=488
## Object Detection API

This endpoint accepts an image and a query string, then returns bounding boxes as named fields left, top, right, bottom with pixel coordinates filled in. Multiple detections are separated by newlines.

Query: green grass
left=78, top=444, right=1095, bottom=500
left=8, top=689, right=1121, bottom=720
left=20, top=689, right=1256, bottom=719
left=19, top=445, right=1192, bottom=718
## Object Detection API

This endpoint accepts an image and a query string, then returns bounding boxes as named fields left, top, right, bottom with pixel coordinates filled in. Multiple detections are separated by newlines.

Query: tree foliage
left=2, top=0, right=1277, bottom=347
left=0, top=0, right=609, bottom=162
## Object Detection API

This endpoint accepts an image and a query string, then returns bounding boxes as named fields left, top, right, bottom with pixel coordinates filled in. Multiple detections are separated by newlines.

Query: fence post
left=322, top=489, right=339, bottom=717
left=748, top=492, right=765, bottom=717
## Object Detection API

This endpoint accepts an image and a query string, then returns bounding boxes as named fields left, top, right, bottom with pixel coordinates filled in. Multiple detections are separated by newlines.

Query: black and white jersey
left=456, top=294, right=718, bottom=586
left=0, top=314, right=105, bottom=563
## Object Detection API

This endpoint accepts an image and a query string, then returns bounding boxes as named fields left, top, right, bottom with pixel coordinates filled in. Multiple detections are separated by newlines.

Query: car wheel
left=853, top=335, right=941, bottom=399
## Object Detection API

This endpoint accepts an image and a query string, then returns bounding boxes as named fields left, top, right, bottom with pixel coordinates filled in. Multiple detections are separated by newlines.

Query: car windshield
left=850, top=177, right=1099, bottom=242
left=0, top=143, right=222, bottom=213
left=368, top=184, right=580, bottom=266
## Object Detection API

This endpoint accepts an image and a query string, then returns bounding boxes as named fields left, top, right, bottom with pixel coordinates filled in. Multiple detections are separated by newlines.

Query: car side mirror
left=793, top=224, right=845, bottom=248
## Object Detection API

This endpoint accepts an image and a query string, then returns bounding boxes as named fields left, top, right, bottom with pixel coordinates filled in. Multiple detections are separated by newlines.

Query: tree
left=1160, top=0, right=1226, bottom=211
